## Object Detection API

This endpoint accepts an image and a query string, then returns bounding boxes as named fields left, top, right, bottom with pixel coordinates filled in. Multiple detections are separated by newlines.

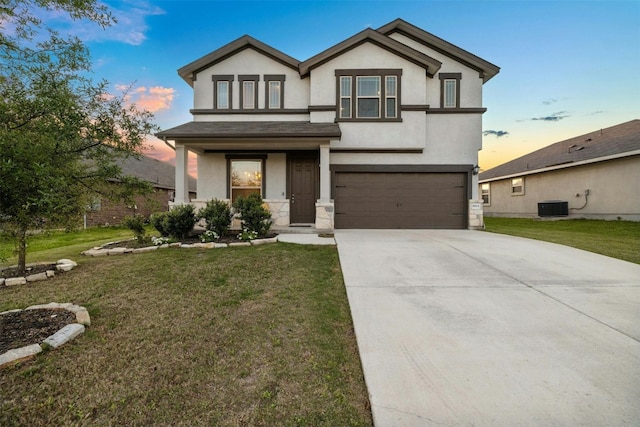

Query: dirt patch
left=0, top=309, right=76, bottom=353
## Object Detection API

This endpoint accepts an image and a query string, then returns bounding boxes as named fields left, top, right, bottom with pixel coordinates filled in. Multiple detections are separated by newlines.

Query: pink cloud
left=144, top=138, right=198, bottom=178
left=122, top=86, right=175, bottom=113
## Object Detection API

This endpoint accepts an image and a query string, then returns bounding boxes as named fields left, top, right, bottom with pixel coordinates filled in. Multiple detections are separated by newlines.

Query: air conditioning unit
left=538, top=200, right=568, bottom=217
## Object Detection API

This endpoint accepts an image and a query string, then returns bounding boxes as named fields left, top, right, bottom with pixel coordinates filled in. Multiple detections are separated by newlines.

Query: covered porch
left=156, top=121, right=341, bottom=231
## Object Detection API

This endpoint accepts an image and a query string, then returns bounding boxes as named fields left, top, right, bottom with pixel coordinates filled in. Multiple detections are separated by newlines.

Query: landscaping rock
left=42, top=323, right=85, bottom=349
left=214, top=243, right=228, bottom=248
left=251, top=237, right=278, bottom=245
left=0, top=278, right=4, bottom=286
left=82, top=249, right=108, bottom=257
left=57, top=259, right=78, bottom=267
left=5, top=277, right=27, bottom=287
left=0, top=344, right=42, bottom=368
left=229, top=242, right=251, bottom=247
left=27, top=302, right=73, bottom=310
left=74, top=310, right=91, bottom=326
left=46, top=270, right=56, bottom=278
left=56, top=264, right=74, bottom=272
left=132, top=246, right=158, bottom=253
left=26, top=272, right=48, bottom=282
left=107, top=248, right=129, bottom=255
left=0, top=309, right=22, bottom=315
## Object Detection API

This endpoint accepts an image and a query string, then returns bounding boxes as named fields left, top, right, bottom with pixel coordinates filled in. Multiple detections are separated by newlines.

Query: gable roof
left=299, top=27, right=442, bottom=77
left=377, top=19, right=500, bottom=83
left=117, top=154, right=197, bottom=192
left=178, top=35, right=300, bottom=87
left=479, top=119, right=640, bottom=182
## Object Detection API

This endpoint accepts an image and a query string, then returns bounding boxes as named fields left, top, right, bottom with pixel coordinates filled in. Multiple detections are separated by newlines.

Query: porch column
left=175, top=144, right=190, bottom=204
left=319, top=143, right=331, bottom=203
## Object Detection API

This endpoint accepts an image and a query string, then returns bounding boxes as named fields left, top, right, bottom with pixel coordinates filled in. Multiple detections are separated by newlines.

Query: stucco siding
left=196, top=153, right=227, bottom=200
left=265, top=153, right=287, bottom=199
left=308, top=42, right=428, bottom=107
left=482, top=156, right=640, bottom=220
left=193, top=48, right=309, bottom=110
left=388, top=33, right=483, bottom=108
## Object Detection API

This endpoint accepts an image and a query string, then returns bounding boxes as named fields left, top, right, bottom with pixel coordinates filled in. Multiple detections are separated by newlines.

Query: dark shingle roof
left=156, top=121, right=342, bottom=139
left=480, top=120, right=640, bottom=181
left=117, top=154, right=196, bottom=192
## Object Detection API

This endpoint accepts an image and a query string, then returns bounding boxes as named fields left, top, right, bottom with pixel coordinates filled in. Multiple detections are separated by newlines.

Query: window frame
left=264, top=74, right=285, bottom=110
left=239, top=75, right=259, bottom=110
left=511, top=177, right=525, bottom=196
left=439, top=73, right=462, bottom=109
left=226, top=155, right=267, bottom=202
left=212, top=75, right=234, bottom=110
left=335, top=69, right=402, bottom=122
left=481, top=183, right=491, bottom=206
left=356, top=76, right=381, bottom=118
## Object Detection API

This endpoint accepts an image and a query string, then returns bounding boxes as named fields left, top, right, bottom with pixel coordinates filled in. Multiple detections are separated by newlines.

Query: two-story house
left=156, top=19, right=499, bottom=230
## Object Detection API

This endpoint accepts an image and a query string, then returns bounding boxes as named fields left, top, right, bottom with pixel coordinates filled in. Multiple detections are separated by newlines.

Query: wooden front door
left=290, top=156, right=317, bottom=224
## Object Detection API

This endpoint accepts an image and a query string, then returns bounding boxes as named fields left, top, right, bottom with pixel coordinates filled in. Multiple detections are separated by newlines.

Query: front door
left=290, top=156, right=317, bottom=224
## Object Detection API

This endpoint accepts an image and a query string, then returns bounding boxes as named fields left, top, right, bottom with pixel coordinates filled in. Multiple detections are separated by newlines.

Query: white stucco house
left=479, top=120, right=640, bottom=221
left=156, top=19, right=500, bottom=230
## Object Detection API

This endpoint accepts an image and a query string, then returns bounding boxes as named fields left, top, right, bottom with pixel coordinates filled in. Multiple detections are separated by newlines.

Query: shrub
left=150, top=211, right=169, bottom=237
left=150, top=205, right=196, bottom=240
left=122, top=214, right=146, bottom=243
left=232, top=193, right=272, bottom=238
left=198, top=199, right=232, bottom=238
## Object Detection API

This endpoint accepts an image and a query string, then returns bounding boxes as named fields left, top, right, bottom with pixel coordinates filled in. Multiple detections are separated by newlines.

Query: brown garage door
left=334, top=172, right=466, bottom=229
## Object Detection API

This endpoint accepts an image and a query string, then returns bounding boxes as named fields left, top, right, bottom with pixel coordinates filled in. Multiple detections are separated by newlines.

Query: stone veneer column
left=315, top=143, right=334, bottom=230
left=174, top=144, right=190, bottom=204
left=468, top=200, right=484, bottom=230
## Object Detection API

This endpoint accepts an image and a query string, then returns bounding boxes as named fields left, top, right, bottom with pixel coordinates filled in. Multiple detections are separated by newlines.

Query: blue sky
left=38, top=0, right=640, bottom=172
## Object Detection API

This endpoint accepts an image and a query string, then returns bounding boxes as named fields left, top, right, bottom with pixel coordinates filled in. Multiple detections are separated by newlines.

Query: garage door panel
left=334, top=172, right=466, bottom=229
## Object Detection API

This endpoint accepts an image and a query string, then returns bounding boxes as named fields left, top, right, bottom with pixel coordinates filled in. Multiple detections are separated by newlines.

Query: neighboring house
left=85, top=154, right=197, bottom=227
left=479, top=120, right=640, bottom=221
left=156, top=19, right=499, bottom=230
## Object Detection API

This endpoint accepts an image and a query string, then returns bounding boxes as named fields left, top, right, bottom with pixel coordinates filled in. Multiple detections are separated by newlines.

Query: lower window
left=230, top=160, right=262, bottom=202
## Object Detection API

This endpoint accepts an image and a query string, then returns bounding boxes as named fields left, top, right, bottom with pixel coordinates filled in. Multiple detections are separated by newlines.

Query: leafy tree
left=0, top=1, right=157, bottom=274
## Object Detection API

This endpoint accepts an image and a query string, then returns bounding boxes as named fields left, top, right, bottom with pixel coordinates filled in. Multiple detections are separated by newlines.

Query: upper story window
left=212, top=75, right=234, bottom=110
left=439, top=73, right=461, bottom=108
left=265, top=74, right=285, bottom=109
left=239, top=75, right=259, bottom=110
left=511, top=177, right=525, bottom=195
left=336, top=69, right=402, bottom=121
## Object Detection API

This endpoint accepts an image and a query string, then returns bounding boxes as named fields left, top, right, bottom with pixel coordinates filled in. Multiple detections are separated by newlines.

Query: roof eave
left=479, top=150, right=640, bottom=183
left=177, top=35, right=301, bottom=87
left=299, top=28, right=442, bottom=77
left=377, top=18, right=500, bottom=83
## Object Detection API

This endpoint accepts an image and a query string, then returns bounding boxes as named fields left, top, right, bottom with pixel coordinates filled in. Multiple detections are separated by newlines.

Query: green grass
left=484, top=218, right=640, bottom=264
left=0, top=231, right=372, bottom=426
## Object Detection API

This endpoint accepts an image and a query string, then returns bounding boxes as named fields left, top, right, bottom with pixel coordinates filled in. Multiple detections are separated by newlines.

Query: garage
left=333, top=171, right=467, bottom=229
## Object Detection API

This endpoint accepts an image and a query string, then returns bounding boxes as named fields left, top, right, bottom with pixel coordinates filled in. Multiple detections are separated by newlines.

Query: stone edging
left=0, top=259, right=78, bottom=288
left=81, top=237, right=279, bottom=257
left=0, top=302, right=90, bottom=368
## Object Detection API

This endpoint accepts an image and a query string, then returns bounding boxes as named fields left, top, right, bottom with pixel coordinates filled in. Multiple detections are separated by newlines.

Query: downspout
left=162, top=136, right=175, bottom=151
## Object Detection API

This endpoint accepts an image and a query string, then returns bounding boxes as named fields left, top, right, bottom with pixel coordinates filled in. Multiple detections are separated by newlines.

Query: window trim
left=212, top=75, right=234, bottom=110
left=356, top=76, right=381, bottom=118
left=239, top=75, right=259, bottom=110
left=511, top=177, right=525, bottom=196
left=481, top=183, right=491, bottom=206
left=226, top=155, right=267, bottom=201
left=335, top=69, right=402, bottom=122
left=439, top=73, right=462, bottom=109
left=264, top=74, right=285, bottom=110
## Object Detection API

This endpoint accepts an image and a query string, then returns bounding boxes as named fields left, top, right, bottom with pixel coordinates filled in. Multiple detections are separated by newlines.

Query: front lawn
left=0, top=234, right=372, bottom=426
left=484, top=217, right=640, bottom=264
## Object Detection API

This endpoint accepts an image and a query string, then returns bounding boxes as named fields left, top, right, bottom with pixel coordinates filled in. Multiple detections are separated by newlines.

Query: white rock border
left=0, top=259, right=78, bottom=288
left=82, top=237, right=279, bottom=257
left=0, top=302, right=90, bottom=368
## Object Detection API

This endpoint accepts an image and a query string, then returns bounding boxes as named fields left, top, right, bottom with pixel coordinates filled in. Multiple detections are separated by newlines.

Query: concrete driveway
left=334, top=230, right=640, bottom=426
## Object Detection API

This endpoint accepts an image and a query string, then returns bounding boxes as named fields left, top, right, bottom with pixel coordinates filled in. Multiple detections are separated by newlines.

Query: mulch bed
left=1, top=263, right=57, bottom=279
left=0, top=309, right=77, bottom=354
left=101, top=233, right=279, bottom=249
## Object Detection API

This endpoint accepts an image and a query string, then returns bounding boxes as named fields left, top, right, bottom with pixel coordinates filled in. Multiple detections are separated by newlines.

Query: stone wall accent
left=315, top=202, right=334, bottom=231
left=0, top=302, right=90, bottom=368
left=468, top=199, right=484, bottom=230
left=264, top=199, right=290, bottom=227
